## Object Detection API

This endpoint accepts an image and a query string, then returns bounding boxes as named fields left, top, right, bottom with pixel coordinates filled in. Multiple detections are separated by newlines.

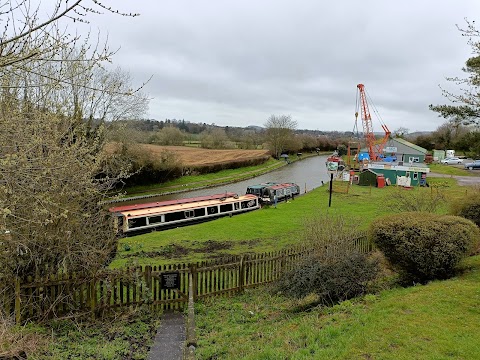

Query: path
left=428, top=171, right=480, bottom=186
left=147, top=312, right=186, bottom=360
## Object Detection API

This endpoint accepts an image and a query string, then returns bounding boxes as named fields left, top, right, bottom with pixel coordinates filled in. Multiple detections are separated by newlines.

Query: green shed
left=358, top=169, right=380, bottom=186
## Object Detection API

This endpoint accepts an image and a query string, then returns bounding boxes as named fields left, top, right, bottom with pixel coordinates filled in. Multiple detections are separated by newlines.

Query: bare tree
left=264, top=114, right=297, bottom=158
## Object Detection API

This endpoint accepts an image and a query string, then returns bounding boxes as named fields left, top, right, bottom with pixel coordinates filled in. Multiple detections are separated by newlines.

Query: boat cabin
left=246, top=182, right=300, bottom=204
left=109, top=193, right=260, bottom=234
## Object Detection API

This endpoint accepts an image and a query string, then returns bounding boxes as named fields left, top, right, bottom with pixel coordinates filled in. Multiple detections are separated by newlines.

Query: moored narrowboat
left=246, top=182, right=300, bottom=204
left=109, top=192, right=260, bottom=234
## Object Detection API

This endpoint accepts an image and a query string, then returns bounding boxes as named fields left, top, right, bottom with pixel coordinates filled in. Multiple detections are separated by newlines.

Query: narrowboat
left=109, top=192, right=260, bottom=234
left=246, top=182, right=300, bottom=204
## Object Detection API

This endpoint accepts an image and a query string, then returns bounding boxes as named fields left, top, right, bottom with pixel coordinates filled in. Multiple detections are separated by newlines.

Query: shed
left=383, top=138, right=428, bottom=164
left=366, top=163, right=430, bottom=186
left=358, top=169, right=381, bottom=187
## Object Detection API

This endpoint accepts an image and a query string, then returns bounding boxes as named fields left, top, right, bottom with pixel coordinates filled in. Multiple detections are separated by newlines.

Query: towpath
left=147, top=312, right=186, bottom=360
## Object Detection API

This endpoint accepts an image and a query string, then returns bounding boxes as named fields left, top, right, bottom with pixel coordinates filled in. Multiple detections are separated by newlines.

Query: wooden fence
left=1, top=238, right=372, bottom=323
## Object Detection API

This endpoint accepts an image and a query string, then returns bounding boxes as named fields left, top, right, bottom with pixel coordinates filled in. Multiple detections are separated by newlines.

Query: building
left=383, top=137, right=428, bottom=164
left=360, top=137, right=430, bottom=186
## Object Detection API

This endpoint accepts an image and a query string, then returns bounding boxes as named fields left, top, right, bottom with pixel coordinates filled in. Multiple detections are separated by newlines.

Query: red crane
left=355, top=84, right=391, bottom=161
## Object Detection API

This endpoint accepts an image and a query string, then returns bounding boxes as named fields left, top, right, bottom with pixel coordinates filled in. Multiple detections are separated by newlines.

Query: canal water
left=118, top=155, right=331, bottom=205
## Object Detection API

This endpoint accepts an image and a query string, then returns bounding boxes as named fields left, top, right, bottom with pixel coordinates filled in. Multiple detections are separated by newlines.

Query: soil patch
left=196, top=240, right=233, bottom=252
left=121, top=244, right=189, bottom=259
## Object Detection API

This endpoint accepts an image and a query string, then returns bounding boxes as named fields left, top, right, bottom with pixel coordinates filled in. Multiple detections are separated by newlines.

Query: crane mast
left=355, top=84, right=391, bottom=161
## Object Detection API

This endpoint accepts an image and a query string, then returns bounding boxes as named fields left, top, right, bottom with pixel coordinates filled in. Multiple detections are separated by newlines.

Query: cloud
left=86, top=0, right=480, bottom=132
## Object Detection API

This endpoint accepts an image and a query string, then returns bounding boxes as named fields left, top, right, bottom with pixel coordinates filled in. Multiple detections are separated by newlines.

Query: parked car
left=440, top=157, right=463, bottom=165
left=464, top=160, right=480, bottom=170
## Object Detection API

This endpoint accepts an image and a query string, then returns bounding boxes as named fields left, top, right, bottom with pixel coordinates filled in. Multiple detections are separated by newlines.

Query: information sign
left=160, top=271, right=180, bottom=290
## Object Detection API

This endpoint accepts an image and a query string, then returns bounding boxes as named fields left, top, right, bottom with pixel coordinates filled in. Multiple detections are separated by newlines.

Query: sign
left=326, top=161, right=338, bottom=172
left=384, top=147, right=397, bottom=153
left=160, top=271, right=180, bottom=289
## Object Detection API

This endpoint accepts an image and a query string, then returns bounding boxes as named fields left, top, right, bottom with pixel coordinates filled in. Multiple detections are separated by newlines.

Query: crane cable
left=365, top=88, right=387, bottom=129
left=353, top=87, right=360, bottom=138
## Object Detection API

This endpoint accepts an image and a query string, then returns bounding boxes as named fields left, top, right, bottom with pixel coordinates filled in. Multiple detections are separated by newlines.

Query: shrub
left=273, top=213, right=380, bottom=305
left=369, top=212, right=480, bottom=283
left=450, top=189, right=480, bottom=227
left=274, top=251, right=380, bottom=305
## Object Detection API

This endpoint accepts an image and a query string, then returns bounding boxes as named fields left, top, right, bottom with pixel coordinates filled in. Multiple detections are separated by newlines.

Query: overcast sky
left=85, top=0, right=480, bottom=132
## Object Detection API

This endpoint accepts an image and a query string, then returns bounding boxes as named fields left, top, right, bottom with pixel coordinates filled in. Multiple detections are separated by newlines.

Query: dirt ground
left=128, top=144, right=270, bottom=166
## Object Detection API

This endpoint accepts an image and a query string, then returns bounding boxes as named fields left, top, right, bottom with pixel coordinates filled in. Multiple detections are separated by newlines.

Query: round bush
left=369, top=212, right=480, bottom=283
left=451, top=193, right=480, bottom=227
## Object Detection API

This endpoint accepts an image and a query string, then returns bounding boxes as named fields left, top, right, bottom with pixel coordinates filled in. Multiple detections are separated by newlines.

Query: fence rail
left=1, top=238, right=372, bottom=323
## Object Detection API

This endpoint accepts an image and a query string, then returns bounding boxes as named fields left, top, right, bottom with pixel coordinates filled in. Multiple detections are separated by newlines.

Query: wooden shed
left=358, top=169, right=381, bottom=187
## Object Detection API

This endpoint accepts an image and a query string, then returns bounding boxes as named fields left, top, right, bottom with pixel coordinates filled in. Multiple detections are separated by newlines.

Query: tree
left=430, top=19, right=480, bottom=124
left=264, top=114, right=297, bottom=158
left=200, top=128, right=231, bottom=149
left=0, top=1, right=143, bottom=279
left=152, top=126, right=186, bottom=146
left=393, top=127, right=409, bottom=139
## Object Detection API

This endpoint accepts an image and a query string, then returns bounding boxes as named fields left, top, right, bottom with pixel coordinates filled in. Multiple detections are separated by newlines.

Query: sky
left=78, top=0, right=480, bottom=132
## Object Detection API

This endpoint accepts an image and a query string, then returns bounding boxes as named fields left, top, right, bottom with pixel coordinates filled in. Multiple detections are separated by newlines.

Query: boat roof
left=246, top=182, right=278, bottom=189
left=109, top=192, right=238, bottom=213
left=268, top=183, right=298, bottom=190
left=111, top=194, right=258, bottom=218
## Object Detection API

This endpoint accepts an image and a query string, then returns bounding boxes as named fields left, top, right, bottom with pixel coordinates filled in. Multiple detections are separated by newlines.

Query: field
left=124, top=144, right=271, bottom=166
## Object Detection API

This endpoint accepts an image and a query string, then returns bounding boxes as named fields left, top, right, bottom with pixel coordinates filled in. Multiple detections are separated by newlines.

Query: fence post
left=144, top=265, right=152, bottom=306
left=189, top=264, right=197, bottom=302
left=14, top=277, right=21, bottom=324
left=238, top=256, right=244, bottom=293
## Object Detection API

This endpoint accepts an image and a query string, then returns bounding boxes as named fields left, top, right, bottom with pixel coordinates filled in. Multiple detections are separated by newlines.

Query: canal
left=118, top=155, right=331, bottom=205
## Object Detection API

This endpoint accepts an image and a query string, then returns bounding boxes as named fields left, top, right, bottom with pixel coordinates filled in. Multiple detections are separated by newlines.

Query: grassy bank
left=111, top=177, right=466, bottom=268
left=116, top=153, right=318, bottom=199
left=195, top=255, right=480, bottom=359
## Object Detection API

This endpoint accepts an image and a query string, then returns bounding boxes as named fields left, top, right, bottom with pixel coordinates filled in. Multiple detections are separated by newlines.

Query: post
left=191, top=264, right=198, bottom=302
left=238, top=256, right=244, bottom=293
left=185, top=271, right=197, bottom=358
left=328, top=173, right=333, bottom=207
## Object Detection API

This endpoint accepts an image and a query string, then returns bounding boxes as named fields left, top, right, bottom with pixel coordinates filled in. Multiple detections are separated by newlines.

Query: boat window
left=241, top=200, right=256, bottom=208
left=194, top=208, right=206, bottom=217
left=234, top=202, right=240, bottom=210
left=149, top=215, right=163, bottom=224
left=220, top=204, right=232, bottom=213
left=165, top=211, right=185, bottom=222
left=207, top=206, right=218, bottom=214
left=128, top=217, right=147, bottom=229
left=184, top=210, right=194, bottom=218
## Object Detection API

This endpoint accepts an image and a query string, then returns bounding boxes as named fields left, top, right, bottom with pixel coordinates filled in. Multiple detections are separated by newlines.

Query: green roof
left=393, top=137, right=428, bottom=154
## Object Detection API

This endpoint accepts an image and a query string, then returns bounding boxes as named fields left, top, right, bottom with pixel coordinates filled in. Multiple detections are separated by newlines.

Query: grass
left=110, top=177, right=466, bottom=268
left=1, top=309, right=159, bottom=359
left=429, top=163, right=474, bottom=176
left=195, top=255, right=480, bottom=359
